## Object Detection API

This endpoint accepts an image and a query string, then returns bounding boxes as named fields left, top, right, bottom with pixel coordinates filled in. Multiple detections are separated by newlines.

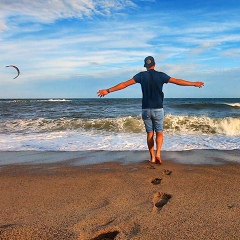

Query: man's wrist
left=107, top=89, right=110, bottom=93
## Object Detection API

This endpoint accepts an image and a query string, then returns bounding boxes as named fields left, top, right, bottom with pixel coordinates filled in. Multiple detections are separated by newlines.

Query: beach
left=0, top=150, right=240, bottom=239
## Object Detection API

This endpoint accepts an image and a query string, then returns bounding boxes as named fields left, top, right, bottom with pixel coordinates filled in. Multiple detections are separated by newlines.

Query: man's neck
left=147, top=66, right=155, bottom=70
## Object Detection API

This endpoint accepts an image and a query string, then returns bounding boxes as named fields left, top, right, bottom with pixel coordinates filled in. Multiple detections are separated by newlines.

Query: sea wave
left=0, top=114, right=240, bottom=136
left=47, top=99, right=71, bottom=102
left=0, top=116, right=144, bottom=134
left=170, top=102, right=240, bottom=109
left=0, top=99, right=72, bottom=103
left=226, top=103, right=240, bottom=108
left=164, top=114, right=240, bottom=136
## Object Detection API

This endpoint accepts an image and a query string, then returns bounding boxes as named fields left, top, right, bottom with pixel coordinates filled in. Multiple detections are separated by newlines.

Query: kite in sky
left=6, top=65, right=20, bottom=79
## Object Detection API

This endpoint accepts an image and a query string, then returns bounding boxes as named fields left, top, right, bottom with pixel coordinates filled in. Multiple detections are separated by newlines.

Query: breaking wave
left=0, top=114, right=239, bottom=136
left=164, top=114, right=240, bottom=136
left=226, top=103, right=240, bottom=108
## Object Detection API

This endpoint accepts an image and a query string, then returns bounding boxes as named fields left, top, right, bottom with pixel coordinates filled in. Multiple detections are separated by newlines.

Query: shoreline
left=0, top=149, right=239, bottom=166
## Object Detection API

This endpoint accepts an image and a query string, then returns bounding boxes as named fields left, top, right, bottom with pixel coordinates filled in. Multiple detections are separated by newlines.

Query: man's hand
left=194, top=82, right=204, bottom=88
left=97, top=89, right=108, bottom=98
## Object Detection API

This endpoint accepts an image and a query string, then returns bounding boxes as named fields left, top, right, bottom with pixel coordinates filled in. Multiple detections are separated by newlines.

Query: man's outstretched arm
left=169, top=77, right=204, bottom=88
left=97, top=78, right=136, bottom=97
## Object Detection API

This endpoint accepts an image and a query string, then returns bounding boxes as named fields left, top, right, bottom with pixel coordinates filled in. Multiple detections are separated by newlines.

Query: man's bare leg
left=147, top=131, right=155, bottom=163
left=155, top=132, right=163, bottom=164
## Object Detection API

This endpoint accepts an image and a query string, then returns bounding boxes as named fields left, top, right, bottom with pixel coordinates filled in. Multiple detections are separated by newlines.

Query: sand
left=0, top=151, right=240, bottom=240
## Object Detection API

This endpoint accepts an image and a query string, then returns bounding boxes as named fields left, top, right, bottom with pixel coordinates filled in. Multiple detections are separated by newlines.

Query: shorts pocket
left=153, top=109, right=164, bottom=120
left=142, top=109, right=150, bottom=120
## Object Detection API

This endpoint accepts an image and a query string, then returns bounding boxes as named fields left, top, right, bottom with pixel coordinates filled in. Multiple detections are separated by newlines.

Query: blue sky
left=0, top=0, right=239, bottom=98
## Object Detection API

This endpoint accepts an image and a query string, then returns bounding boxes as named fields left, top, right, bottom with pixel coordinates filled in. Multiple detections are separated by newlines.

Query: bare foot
left=148, top=158, right=157, bottom=164
left=155, top=157, right=162, bottom=165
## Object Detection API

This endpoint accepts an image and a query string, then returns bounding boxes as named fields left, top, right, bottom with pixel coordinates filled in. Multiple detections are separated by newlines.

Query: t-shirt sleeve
left=161, top=72, right=171, bottom=83
left=133, top=72, right=141, bottom=83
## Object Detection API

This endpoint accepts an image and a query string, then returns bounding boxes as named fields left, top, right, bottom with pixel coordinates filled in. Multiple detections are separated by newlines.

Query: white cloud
left=0, top=14, right=158, bottom=83
left=189, top=42, right=220, bottom=54
left=0, top=0, right=136, bottom=23
left=222, top=49, right=240, bottom=57
left=0, top=17, right=7, bottom=33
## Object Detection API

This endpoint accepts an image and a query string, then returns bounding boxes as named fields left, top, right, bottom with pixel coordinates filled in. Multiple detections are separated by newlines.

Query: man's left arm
left=97, top=78, right=136, bottom=97
left=169, top=77, right=204, bottom=88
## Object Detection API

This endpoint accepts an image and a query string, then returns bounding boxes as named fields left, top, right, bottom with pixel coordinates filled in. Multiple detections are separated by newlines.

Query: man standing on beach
left=97, top=56, right=204, bottom=164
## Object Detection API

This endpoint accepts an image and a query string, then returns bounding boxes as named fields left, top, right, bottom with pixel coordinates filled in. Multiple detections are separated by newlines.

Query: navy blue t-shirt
left=133, top=69, right=170, bottom=109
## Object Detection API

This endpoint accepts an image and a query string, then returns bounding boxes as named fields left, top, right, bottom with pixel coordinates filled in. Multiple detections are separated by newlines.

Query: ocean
left=0, top=98, right=239, bottom=151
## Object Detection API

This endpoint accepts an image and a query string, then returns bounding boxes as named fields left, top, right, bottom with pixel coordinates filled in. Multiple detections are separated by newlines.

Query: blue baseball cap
left=144, top=56, right=155, bottom=68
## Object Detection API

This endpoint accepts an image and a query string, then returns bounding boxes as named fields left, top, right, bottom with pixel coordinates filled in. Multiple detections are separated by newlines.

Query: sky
left=0, top=0, right=240, bottom=98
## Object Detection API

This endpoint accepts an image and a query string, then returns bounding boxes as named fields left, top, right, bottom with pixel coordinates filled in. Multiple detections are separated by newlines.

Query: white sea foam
left=0, top=99, right=72, bottom=103
left=226, top=103, right=240, bottom=107
left=218, top=118, right=240, bottom=136
left=164, top=114, right=240, bottom=136
left=0, top=130, right=239, bottom=152
left=48, top=99, right=71, bottom=102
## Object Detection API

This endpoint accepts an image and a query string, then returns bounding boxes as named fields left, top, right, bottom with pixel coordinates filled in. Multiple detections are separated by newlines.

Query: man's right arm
left=169, top=77, right=204, bottom=88
left=97, top=78, right=136, bottom=97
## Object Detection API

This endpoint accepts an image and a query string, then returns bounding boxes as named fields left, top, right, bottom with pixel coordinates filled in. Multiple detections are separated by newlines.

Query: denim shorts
left=142, top=108, right=164, bottom=132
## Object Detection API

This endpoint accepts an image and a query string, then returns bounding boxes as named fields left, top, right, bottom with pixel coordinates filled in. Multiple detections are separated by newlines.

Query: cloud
left=0, top=13, right=158, bottom=83
left=222, top=49, right=240, bottom=57
left=0, top=0, right=136, bottom=23
left=0, top=17, right=7, bottom=33
left=189, top=42, right=220, bottom=54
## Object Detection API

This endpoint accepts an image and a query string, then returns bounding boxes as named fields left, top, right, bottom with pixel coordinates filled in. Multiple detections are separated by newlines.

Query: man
left=97, top=56, right=204, bottom=164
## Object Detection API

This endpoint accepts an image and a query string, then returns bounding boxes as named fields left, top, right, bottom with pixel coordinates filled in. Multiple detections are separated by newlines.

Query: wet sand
left=0, top=151, right=240, bottom=239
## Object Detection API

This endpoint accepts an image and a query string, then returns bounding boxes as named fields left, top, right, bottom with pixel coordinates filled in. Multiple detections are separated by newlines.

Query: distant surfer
left=97, top=56, right=204, bottom=164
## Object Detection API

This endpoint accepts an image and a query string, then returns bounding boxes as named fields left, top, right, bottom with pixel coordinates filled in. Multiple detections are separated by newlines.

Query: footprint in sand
left=227, top=204, right=236, bottom=209
left=162, top=169, right=172, bottom=175
left=0, top=224, right=19, bottom=230
left=153, top=192, right=172, bottom=212
left=91, top=230, right=119, bottom=240
left=146, top=165, right=155, bottom=169
left=150, top=178, right=162, bottom=185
